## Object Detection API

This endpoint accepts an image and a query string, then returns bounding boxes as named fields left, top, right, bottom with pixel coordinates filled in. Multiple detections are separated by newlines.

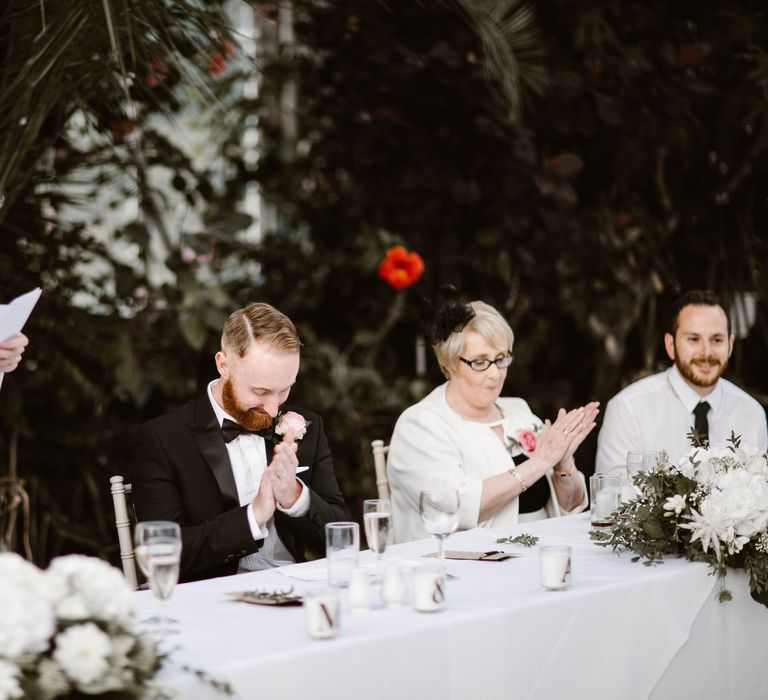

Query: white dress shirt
left=206, top=382, right=310, bottom=571
left=596, top=366, right=768, bottom=474
left=387, top=383, right=588, bottom=543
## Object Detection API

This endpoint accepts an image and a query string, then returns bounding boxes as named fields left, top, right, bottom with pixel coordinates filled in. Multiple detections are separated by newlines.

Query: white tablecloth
left=136, top=513, right=768, bottom=699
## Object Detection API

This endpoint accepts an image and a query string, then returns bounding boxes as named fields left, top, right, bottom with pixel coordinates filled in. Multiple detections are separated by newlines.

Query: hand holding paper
left=0, top=288, right=41, bottom=384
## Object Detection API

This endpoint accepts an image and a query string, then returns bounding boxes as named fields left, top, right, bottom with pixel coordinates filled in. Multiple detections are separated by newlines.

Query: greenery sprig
left=496, top=533, right=539, bottom=547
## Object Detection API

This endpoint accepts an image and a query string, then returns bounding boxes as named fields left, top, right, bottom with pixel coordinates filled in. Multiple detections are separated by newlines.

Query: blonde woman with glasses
left=388, top=300, right=598, bottom=544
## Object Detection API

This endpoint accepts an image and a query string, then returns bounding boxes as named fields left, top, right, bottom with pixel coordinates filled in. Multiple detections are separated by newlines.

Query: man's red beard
left=221, top=379, right=275, bottom=430
left=675, top=354, right=727, bottom=389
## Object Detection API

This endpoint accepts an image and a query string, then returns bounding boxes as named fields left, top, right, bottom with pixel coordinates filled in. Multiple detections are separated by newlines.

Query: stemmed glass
left=363, top=499, right=391, bottom=580
left=623, top=451, right=643, bottom=500
left=419, top=488, right=459, bottom=562
left=134, top=521, right=181, bottom=635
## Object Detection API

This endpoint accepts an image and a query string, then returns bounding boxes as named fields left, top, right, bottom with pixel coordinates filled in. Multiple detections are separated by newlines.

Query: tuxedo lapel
left=190, top=395, right=239, bottom=511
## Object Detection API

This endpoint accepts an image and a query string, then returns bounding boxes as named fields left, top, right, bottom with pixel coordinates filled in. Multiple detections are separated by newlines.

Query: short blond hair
left=221, top=303, right=301, bottom=356
left=433, top=301, right=514, bottom=378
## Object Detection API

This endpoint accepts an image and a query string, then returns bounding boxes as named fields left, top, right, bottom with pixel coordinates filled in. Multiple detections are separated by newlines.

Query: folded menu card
left=422, top=550, right=518, bottom=562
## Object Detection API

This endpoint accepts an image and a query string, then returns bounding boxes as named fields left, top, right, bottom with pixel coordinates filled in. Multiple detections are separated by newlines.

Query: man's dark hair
left=669, top=290, right=731, bottom=336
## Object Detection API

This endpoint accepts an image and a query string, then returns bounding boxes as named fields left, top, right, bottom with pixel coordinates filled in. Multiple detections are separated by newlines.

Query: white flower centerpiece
left=0, top=553, right=165, bottom=699
left=591, top=433, right=768, bottom=608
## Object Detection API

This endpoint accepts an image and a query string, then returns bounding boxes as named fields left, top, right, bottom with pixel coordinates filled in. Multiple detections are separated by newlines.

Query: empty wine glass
left=363, top=499, right=391, bottom=579
left=135, top=521, right=181, bottom=634
left=623, top=451, right=643, bottom=500
left=419, top=488, right=459, bottom=562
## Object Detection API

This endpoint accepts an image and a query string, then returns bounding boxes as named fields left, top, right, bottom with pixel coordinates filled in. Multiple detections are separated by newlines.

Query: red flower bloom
left=146, top=56, right=170, bottom=87
left=109, top=120, right=136, bottom=143
left=378, top=246, right=425, bottom=290
left=208, top=53, right=227, bottom=75
left=678, top=45, right=705, bottom=68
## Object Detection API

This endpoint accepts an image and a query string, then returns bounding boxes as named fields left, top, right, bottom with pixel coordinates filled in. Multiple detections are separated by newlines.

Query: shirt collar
left=667, top=365, right=723, bottom=413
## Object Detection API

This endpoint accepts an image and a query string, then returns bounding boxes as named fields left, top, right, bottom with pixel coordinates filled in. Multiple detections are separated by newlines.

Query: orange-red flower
left=208, top=53, right=227, bottom=75
left=377, top=246, right=425, bottom=290
left=146, top=56, right=170, bottom=87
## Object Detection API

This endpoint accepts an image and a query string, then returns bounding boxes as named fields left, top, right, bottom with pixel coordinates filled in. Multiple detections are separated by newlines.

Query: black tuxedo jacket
left=131, top=395, right=350, bottom=582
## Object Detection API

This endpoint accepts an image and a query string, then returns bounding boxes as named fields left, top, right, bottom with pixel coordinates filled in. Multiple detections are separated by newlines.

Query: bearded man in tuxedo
left=132, top=303, right=350, bottom=582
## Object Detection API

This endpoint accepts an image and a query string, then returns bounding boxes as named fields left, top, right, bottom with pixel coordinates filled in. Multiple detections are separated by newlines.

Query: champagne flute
left=135, top=521, right=181, bottom=634
left=363, top=499, right=391, bottom=580
left=419, top=488, right=459, bottom=562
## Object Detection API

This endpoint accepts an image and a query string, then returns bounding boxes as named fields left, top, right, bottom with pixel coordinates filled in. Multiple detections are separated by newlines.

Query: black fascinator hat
left=429, top=287, right=475, bottom=345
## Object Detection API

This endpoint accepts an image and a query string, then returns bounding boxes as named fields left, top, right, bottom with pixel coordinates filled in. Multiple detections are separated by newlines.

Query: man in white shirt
left=596, top=290, right=768, bottom=474
left=132, top=303, right=350, bottom=582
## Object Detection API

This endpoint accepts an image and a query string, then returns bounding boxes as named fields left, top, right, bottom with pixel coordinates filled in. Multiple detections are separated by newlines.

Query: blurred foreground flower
left=377, top=245, right=425, bottom=289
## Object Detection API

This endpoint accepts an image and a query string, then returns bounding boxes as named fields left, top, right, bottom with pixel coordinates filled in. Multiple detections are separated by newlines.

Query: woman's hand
left=529, top=403, right=599, bottom=475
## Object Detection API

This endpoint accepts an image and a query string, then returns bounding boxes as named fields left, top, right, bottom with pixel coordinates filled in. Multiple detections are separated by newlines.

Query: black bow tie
left=221, top=418, right=274, bottom=444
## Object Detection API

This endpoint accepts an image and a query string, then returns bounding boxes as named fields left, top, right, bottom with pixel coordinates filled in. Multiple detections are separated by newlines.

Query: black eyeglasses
left=459, top=354, right=514, bottom=372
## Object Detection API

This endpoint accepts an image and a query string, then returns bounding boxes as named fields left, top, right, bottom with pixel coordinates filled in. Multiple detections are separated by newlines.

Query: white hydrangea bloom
left=52, top=623, right=112, bottom=686
left=0, top=660, right=23, bottom=700
left=0, top=554, right=56, bottom=658
left=47, top=555, right=135, bottom=626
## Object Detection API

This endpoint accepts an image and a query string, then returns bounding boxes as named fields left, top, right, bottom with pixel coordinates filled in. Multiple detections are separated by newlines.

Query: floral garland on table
left=0, top=553, right=230, bottom=699
left=590, top=433, right=768, bottom=608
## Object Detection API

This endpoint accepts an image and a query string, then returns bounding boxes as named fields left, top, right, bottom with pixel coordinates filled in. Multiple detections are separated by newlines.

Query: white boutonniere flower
left=274, top=411, right=310, bottom=440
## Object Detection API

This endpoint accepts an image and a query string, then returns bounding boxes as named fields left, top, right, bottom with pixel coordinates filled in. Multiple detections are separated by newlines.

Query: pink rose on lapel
left=514, top=429, right=538, bottom=454
left=275, top=411, right=309, bottom=440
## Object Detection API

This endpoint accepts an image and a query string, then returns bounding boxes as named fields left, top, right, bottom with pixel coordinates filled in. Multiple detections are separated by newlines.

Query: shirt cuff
left=277, top=479, right=310, bottom=517
left=246, top=505, right=270, bottom=541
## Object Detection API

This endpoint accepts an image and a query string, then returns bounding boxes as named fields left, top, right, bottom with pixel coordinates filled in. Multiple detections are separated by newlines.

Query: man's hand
left=266, top=428, right=301, bottom=509
left=251, top=473, right=276, bottom=525
left=0, top=333, right=28, bottom=373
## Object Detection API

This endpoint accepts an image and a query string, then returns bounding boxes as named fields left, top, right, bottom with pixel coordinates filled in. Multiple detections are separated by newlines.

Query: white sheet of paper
left=0, top=288, right=41, bottom=342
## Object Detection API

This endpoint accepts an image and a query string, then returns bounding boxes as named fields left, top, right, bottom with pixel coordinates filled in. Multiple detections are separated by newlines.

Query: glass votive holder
left=539, top=545, right=571, bottom=591
left=304, top=589, right=341, bottom=639
left=589, top=473, right=621, bottom=527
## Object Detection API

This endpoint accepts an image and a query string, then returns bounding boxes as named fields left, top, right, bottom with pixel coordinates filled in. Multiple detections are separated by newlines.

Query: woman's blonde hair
left=433, top=301, right=514, bottom=378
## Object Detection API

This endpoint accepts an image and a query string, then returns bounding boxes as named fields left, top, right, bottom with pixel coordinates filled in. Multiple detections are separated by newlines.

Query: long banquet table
left=136, top=513, right=768, bottom=699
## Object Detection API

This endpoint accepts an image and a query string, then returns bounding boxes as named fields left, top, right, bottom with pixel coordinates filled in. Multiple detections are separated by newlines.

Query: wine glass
left=135, top=521, right=181, bottom=634
left=419, top=488, right=459, bottom=562
left=363, top=499, right=391, bottom=579
left=623, top=451, right=643, bottom=500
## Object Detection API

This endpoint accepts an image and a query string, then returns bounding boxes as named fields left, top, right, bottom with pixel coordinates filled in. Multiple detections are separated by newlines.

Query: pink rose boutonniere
left=274, top=411, right=310, bottom=440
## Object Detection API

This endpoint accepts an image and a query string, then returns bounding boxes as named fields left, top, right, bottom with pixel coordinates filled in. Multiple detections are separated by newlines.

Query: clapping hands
left=533, top=402, right=600, bottom=472
left=250, top=428, right=301, bottom=524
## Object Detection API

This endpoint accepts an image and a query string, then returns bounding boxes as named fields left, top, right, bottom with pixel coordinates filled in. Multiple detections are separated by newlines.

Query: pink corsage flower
left=515, top=429, right=538, bottom=454
left=274, top=411, right=310, bottom=440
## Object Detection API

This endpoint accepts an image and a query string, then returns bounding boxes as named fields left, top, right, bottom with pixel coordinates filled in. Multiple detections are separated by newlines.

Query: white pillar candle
left=595, top=490, right=616, bottom=519
left=305, top=591, right=340, bottom=639
left=413, top=568, right=446, bottom=612
left=540, top=545, right=571, bottom=591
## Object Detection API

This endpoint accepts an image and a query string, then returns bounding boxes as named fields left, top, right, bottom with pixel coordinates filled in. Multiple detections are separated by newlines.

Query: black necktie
left=692, top=401, right=710, bottom=446
left=221, top=418, right=273, bottom=443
